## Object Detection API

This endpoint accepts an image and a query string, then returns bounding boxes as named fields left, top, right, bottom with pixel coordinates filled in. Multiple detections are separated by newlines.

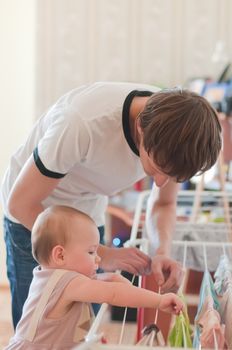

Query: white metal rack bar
left=172, top=240, right=232, bottom=248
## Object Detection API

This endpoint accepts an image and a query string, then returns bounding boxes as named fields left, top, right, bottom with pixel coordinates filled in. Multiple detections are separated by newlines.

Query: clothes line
left=74, top=344, right=189, bottom=349
left=124, top=238, right=232, bottom=249
left=75, top=345, right=190, bottom=350
left=172, top=240, right=232, bottom=248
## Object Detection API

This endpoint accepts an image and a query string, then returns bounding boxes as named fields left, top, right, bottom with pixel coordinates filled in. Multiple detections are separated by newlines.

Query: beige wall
left=0, top=0, right=36, bottom=285
left=36, top=0, right=232, bottom=115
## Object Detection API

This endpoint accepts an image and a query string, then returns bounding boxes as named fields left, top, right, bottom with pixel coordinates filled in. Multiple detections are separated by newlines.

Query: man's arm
left=146, top=180, right=183, bottom=292
left=7, top=155, right=151, bottom=276
left=148, top=180, right=179, bottom=255
left=7, top=155, right=61, bottom=230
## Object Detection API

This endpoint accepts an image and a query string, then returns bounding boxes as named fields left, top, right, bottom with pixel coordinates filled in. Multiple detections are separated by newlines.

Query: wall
left=36, top=0, right=232, bottom=115
left=0, top=0, right=36, bottom=285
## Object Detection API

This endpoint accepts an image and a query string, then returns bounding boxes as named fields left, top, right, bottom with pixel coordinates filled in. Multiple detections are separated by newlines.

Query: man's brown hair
left=139, top=88, right=222, bottom=182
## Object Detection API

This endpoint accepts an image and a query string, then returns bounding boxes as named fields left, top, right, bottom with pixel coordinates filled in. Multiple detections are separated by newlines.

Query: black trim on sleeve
left=122, top=90, right=153, bottom=156
left=33, top=147, right=66, bottom=179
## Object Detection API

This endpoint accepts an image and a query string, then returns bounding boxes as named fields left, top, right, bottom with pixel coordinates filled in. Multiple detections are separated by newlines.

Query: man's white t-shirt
left=1, top=82, right=159, bottom=226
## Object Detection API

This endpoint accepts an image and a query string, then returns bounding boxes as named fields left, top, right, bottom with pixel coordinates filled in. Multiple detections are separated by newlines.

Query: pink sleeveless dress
left=5, top=267, right=94, bottom=349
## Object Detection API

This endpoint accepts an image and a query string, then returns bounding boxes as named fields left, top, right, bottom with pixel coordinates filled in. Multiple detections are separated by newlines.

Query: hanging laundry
left=171, top=224, right=229, bottom=271
left=214, top=254, right=232, bottom=349
left=218, top=287, right=232, bottom=349
left=193, top=270, right=226, bottom=349
left=136, top=323, right=165, bottom=347
left=214, top=254, right=232, bottom=296
left=196, top=295, right=226, bottom=349
left=168, top=294, right=192, bottom=348
left=135, top=284, right=165, bottom=347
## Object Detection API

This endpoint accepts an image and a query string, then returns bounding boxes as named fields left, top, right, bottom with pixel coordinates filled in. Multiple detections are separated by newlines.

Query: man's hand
left=152, top=255, right=183, bottom=293
left=98, top=245, right=151, bottom=275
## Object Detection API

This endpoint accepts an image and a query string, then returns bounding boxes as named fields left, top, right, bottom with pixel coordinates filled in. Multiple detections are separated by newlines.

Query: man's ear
left=136, top=117, right=142, bottom=135
left=135, top=117, right=142, bottom=146
left=51, top=245, right=66, bottom=266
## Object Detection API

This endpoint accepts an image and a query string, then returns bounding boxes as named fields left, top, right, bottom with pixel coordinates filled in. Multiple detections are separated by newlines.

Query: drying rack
left=73, top=188, right=232, bottom=350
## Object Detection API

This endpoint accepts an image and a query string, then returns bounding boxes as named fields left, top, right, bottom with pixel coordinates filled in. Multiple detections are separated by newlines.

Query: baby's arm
left=63, top=274, right=183, bottom=315
left=95, top=272, right=130, bottom=284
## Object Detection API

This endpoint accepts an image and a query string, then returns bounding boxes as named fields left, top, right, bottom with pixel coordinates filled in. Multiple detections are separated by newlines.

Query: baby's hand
left=158, top=293, right=184, bottom=315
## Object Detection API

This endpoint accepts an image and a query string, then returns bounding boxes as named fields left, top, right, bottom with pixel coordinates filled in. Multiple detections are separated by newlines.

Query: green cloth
left=168, top=294, right=193, bottom=348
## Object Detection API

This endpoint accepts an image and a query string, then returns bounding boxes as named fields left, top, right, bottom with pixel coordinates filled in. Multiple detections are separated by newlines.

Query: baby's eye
left=88, top=251, right=95, bottom=255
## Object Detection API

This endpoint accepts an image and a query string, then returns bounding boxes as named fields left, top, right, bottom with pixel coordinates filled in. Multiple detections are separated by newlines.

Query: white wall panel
left=36, top=0, right=232, bottom=115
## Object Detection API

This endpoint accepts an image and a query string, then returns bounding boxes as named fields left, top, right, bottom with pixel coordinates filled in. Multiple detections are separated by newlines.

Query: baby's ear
left=51, top=245, right=65, bottom=266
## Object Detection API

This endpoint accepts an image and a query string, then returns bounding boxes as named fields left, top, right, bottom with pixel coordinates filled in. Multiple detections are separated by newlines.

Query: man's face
left=139, top=142, right=170, bottom=188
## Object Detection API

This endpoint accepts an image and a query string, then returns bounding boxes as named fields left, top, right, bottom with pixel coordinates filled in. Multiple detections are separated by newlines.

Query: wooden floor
left=0, top=287, right=14, bottom=349
left=0, top=287, right=137, bottom=348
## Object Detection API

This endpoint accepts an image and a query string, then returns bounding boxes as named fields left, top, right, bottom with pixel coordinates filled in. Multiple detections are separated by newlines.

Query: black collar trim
left=122, top=90, right=153, bottom=156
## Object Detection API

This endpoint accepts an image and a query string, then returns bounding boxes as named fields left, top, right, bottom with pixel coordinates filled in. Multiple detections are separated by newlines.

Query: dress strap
left=25, top=269, right=67, bottom=342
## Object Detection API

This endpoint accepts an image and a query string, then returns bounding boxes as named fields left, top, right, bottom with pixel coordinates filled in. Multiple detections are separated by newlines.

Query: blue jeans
left=4, top=216, right=105, bottom=329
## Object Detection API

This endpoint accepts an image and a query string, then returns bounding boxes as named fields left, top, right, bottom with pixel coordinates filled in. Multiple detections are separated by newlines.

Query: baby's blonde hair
left=32, top=206, right=93, bottom=264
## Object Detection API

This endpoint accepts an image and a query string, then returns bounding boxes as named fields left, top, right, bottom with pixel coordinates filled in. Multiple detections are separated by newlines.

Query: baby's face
left=64, top=223, right=100, bottom=278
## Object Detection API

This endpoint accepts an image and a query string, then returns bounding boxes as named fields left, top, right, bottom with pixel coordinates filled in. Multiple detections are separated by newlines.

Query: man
left=1, top=82, right=221, bottom=328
